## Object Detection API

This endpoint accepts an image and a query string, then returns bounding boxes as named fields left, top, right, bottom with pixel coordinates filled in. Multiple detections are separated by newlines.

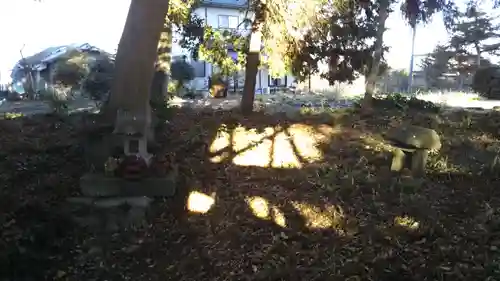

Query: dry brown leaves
left=3, top=108, right=500, bottom=280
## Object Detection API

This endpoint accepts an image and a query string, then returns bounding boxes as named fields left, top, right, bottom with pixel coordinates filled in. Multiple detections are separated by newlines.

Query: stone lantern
left=113, top=109, right=152, bottom=165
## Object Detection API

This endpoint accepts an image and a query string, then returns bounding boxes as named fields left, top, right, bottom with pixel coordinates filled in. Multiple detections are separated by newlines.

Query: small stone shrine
left=385, top=125, right=441, bottom=177
left=68, top=109, right=176, bottom=231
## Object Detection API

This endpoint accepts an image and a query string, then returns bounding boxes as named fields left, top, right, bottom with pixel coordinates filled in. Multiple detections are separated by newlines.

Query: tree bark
left=474, top=43, right=481, bottom=68
left=105, top=0, right=169, bottom=124
left=151, top=20, right=173, bottom=107
left=362, top=0, right=390, bottom=112
left=241, top=23, right=263, bottom=115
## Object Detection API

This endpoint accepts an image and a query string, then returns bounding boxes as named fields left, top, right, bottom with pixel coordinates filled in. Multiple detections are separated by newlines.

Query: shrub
left=209, top=73, right=228, bottom=98
left=51, top=51, right=91, bottom=86
left=50, top=51, right=114, bottom=107
left=370, top=93, right=440, bottom=113
left=170, top=58, right=195, bottom=94
left=80, top=56, right=114, bottom=106
left=41, top=85, right=72, bottom=115
left=472, top=66, right=500, bottom=100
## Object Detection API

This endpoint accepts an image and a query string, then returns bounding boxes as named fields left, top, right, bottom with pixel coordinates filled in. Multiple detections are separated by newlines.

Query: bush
left=369, top=93, right=440, bottom=113
left=51, top=51, right=92, bottom=86
left=472, top=66, right=500, bottom=100
left=41, top=85, right=72, bottom=114
left=209, top=73, right=228, bottom=98
left=170, top=59, right=195, bottom=94
left=51, top=60, right=88, bottom=86
left=49, top=51, right=114, bottom=106
left=80, top=56, right=114, bottom=106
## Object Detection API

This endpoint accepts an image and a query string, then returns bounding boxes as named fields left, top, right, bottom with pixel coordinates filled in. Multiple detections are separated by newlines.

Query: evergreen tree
left=449, top=6, right=500, bottom=67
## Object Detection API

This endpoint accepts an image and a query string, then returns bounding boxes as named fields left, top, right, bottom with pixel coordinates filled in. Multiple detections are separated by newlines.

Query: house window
left=218, top=15, right=239, bottom=29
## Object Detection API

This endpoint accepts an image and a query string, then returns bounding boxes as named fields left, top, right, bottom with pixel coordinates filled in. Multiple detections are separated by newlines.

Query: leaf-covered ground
left=2, top=103, right=500, bottom=281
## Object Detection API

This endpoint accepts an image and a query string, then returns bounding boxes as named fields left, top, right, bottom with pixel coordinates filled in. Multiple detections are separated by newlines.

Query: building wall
left=172, top=6, right=295, bottom=93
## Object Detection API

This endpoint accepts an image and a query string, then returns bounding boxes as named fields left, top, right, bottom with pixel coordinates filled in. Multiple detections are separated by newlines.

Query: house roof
left=10, top=43, right=108, bottom=80
left=16, top=46, right=64, bottom=67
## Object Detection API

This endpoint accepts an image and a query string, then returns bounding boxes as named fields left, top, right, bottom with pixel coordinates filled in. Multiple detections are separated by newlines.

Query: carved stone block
left=80, top=172, right=176, bottom=197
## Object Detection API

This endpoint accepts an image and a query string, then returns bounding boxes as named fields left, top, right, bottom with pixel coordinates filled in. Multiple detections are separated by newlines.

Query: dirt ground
left=2, top=103, right=500, bottom=280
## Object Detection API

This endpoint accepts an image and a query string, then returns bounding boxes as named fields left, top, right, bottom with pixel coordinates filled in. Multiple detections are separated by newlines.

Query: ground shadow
left=2, top=106, right=500, bottom=280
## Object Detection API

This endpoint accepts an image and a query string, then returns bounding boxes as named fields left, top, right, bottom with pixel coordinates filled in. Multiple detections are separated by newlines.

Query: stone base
left=390, top=146, right=428, bottom=177
left=66, top=196, right=152, bottom=232
left=80, top=173, right=176, bottom=197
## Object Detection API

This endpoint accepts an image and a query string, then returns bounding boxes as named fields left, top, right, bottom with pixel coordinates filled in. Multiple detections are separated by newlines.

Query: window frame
left=218, top=15, right=239, bottom=29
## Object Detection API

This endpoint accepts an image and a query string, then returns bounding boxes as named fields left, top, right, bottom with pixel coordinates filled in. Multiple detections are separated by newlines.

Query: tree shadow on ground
left=2, top=106, right=500, bottom=280
left=92, top=106, right=500, bottom=280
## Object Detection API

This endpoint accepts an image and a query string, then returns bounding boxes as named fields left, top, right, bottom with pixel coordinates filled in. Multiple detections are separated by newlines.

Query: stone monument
left=79, top=109, right=176, bottom=197
left=385, top=125, right=441, bottom=177
left=68, top=110, right=176, bottom=231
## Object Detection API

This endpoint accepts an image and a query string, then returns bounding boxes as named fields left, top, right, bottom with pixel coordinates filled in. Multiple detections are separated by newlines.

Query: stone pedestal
left=80, top=173, right=176, bottom=197
left=390, top=146, right=428, bottom=177
left=66, top=196, right=153, bottom=232
left=69, top=173, right=176, bottom=232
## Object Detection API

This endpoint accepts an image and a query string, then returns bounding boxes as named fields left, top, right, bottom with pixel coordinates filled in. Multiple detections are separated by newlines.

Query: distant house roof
left=11, top=43, right=108, bottom=81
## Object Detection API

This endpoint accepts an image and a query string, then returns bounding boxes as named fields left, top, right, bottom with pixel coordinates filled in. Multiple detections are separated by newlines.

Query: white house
left=171, top=0, right=295, bottom=94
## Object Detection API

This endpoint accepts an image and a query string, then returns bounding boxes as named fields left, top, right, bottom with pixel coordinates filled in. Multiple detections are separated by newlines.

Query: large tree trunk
left=240, top=23, right=263, bottom=115
left=362, top=0, right=390, bottom=112
left=151, top=20, right=173, bottom=107
left=105, top=0, right=169, bottom=124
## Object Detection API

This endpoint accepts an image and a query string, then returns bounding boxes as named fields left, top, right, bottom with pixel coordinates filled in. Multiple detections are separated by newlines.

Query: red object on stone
left=119, top=155, right=148, bottom=180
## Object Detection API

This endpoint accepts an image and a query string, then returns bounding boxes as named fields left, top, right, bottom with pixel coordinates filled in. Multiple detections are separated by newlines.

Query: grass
left=2, top=98, right=500, bottom=280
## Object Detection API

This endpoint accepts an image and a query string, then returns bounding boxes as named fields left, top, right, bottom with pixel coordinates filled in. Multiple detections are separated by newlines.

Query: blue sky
left=0, top=0, right=491, bottom=84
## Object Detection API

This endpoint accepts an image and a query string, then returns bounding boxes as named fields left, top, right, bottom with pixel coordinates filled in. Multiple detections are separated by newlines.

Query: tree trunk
left=151, top=20, right=173, bottom=107
left=308, top=69, right=312, bottom=92
left=241, top=22, right=263, bottom=115
left=362, top=0, right=390, bottom=112
left=105, top=0, right=169, bottom=124
left=233, top=72, right=238, bottom=94
left=474, top=43, right=481, bottom=68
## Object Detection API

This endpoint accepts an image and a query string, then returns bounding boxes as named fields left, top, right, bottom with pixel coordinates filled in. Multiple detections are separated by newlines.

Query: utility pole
left=408, top=25, right=417, bottom=93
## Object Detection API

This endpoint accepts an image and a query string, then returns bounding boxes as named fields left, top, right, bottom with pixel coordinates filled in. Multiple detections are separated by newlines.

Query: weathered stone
left=387, top=126, right=437, bottom=177
left=67, top=196, right=153, bottom=208
left=411, top=149, right=428, bottom=177
left=386, top=125, right=441, bottom=150
left=83, top=133, right=121, bottom=171
left=389, top=145, right=429, bottom=177
left=95, top=196, right=152, bottom=208
left=67, top=197, right=95, bottom=205
left=390, top=148, right=405, bottom=172
left=67, top=196, right=152, bottom=231
left=80, top=173, right=176, bottom=197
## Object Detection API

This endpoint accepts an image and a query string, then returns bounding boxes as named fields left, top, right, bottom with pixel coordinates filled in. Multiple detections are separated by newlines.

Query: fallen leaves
left=3, top=106, right=500, bottom=280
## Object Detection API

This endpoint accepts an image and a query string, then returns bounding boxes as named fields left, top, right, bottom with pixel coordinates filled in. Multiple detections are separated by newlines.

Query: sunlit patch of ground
left=209, top=123, right=336, bottom=168
left=359, top=134, right=393, bottom=152
left=244, top=196, right=347, bottom=231
left=291, top=201, right=345, bottom=231
left=245, top=196, right=287, bottom=227
left=187, top=191, right=216, bottom=214
left=394, top=215, right=420, bottom=230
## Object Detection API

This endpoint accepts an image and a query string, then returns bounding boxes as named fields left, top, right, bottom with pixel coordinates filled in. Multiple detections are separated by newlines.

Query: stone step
left=65, top=196, right=153, bottom=232
left=67, top=196, right=153, bottom=208
left=80, top=173, right=176, bottom=197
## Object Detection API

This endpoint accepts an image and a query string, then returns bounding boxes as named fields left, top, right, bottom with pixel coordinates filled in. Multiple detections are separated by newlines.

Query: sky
left=0, top=0, right=491, bottom=84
